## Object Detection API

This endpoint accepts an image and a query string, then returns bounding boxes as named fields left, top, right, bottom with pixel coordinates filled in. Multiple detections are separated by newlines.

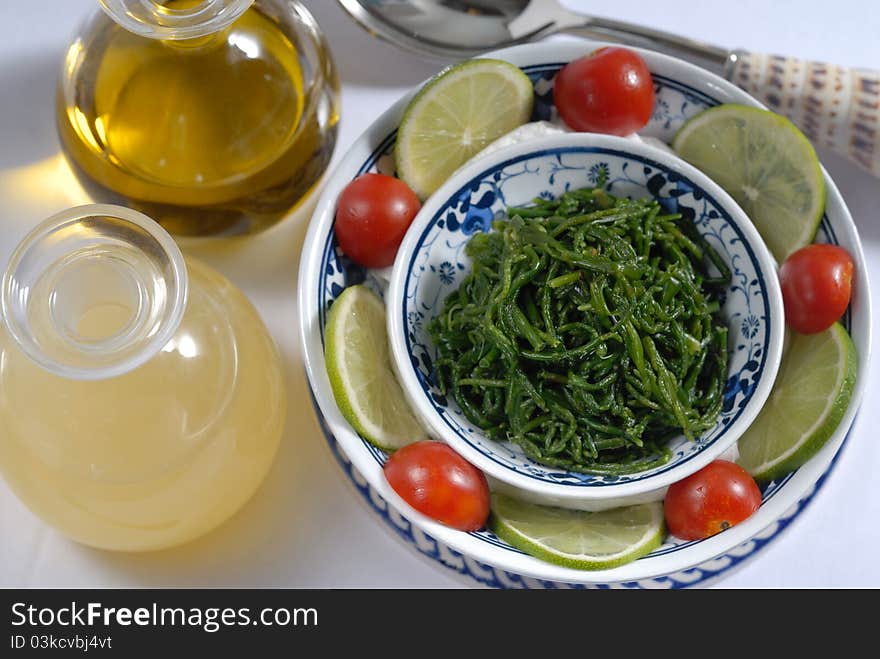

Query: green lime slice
left=325, top=285, right=427, bottom=451
left=737, top=322, right=857, bottom=482
left=672, top=104, right=826, bottom=262
left=395, top=58, right=534, bottom=200
left=489, top=493, right=665, bottom=570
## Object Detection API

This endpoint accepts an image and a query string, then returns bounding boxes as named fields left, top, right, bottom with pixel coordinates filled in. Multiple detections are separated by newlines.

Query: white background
left=0, top=0, right=878, bottom=588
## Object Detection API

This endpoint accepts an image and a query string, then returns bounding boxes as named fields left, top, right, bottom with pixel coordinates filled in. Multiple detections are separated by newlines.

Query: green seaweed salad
left=428, top=185, right=732, bottom=475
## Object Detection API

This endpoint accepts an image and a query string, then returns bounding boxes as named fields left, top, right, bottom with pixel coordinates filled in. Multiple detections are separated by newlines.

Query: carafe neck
left=1, top=205, right=188, bottom=381
left=98, top=0, right=254, bottom=40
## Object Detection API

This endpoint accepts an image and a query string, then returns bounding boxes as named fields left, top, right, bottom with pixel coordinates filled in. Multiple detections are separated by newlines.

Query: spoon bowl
left=336, top=0, right=543, bottom=60
left=334, top=0, right=880, bottom=178
left=336, top=0, right=728, bottom=65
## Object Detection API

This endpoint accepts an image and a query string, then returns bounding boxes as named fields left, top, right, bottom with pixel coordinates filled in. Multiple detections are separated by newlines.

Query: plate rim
left=297, top=39, right=873, bottom=584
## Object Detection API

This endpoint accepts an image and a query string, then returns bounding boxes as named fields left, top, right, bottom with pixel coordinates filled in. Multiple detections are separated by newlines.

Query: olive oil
left=57, top=1, right=339, bottom=235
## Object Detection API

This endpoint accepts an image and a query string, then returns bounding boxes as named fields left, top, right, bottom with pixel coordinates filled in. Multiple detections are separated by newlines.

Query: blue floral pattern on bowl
left=396, top=144, right=774, bottom=487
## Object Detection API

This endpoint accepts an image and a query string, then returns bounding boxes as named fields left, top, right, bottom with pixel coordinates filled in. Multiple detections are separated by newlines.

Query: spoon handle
left=728, top=52, right=880, bottom=177
left=527, top=3, right=880, bottom=177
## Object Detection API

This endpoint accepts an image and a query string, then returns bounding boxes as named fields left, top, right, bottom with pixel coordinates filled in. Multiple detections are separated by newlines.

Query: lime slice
left=395, top=58, right=534, bottom=199
left=489, top=493, right=664, bottom=570
left=737, top=322, right=857, bottom=482
left=672, top=104, right=825, bottom=262
left=325, top=285, right=427, bottom=451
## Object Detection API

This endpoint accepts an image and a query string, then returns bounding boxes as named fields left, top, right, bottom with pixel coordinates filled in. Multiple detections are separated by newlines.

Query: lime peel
left=325, top=285, right=428, bottom=451
left=489, top=493, right=665, bottom=570
left=395, top=58, right=534, bottom=200
left=737, top=322, right=857, bottom=482
left=672, top=103, right=825, bottom=262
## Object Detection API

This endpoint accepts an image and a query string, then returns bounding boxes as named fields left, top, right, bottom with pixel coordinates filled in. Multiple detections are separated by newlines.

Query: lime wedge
left=395, top=58, right=534, bottom=199
left=672, top=104, right=825, bottom=262
left=325, top=285, right=427, bottom=451
left=737, top=322, right=857, bottom=482
left=489, top=493, right=664, bottom=570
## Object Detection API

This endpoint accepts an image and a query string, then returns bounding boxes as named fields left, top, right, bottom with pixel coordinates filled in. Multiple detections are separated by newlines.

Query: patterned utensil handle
left=729, top=51, right=880, bottom=177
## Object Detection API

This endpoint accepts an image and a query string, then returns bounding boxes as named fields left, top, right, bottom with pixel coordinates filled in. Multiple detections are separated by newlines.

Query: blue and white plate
left=298, top=41, right=871, bottom=587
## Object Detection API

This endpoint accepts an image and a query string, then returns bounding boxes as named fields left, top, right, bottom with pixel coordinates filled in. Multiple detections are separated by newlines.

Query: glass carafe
left=57, top=0, right=340, bottom=236
left=0, top=205, right=286, bottom=551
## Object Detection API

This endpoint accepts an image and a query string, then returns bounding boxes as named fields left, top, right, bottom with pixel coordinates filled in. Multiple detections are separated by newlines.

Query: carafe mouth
left=98, top=0, right=254, bottom=40
left=1, top=204, right=187, bottom=380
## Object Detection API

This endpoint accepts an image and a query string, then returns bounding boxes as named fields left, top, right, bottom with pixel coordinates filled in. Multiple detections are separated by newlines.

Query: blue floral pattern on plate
left=314, top=61, right=851, bottom=587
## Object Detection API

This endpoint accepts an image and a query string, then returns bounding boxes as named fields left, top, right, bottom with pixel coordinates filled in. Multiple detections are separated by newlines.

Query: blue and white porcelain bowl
left=298, top=40, right=871, bottom=586
left=386, top=132, right=785, bottom=511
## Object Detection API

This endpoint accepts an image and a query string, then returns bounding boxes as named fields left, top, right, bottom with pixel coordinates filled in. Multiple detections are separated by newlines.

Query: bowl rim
left=386, top=131, right=785, bottom=503
left=297, top=39, right=872, bottom=584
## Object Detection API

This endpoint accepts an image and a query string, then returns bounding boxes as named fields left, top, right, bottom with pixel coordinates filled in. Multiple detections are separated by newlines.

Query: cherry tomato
left=335, top=173, right=421, bottom=268
left=664, top=460, right=762, bottom=541
left=779, top=244, right=854, bottom=334
left=553, top=47, right=655, bottom=136
left=383, top=440, right=490, bottom=532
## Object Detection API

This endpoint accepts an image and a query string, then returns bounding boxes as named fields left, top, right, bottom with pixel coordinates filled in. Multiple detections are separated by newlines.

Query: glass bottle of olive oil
left=57, top=0, right=340, bottom=236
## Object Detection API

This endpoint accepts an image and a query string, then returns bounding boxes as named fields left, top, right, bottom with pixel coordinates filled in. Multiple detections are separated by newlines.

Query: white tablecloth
left=1, top=0, right=878, bottom=588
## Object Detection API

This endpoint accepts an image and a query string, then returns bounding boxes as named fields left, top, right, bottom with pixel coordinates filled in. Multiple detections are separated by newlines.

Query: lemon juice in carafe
left=0, top=205, right=286, bottom=551
left=57, top=0, right=340, bottom=236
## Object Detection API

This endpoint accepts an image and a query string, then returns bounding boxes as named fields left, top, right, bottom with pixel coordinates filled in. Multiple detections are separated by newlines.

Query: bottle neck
left=98, top=0, right=254, bottom=40
left=1, top=205, right=188, bottom=381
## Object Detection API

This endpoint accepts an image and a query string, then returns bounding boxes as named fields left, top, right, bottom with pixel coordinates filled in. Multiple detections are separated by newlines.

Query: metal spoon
left=336, top=0, right=880, bottom=178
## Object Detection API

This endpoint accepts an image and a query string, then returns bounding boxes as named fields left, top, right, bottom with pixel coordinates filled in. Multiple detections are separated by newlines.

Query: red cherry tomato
left=383, top=440, right=490, bottom=532
left=664, top=460, right=762, bottom=541
left=779, top=244, right=854, bottom=334
left=553, top=47, right=655, bottom=136
left=335, top=173, right=421, bottom=268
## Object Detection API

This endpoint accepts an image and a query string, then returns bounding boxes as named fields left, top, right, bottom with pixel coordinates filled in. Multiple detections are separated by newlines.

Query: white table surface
left=1, top=0, right=878, bottom=589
